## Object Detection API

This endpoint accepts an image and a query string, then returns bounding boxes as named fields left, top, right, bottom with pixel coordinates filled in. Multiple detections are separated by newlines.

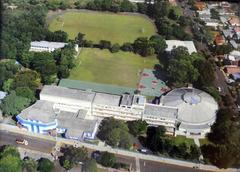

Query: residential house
left=228, top=16, right=240, bottom=27
left=224, top=65, right=240, bottom=76
left=195, top=2, right=206, bottom=11
left=215, top=35, right=225, bottom=46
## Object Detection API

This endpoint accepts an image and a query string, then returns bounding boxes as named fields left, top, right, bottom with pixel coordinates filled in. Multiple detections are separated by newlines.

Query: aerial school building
left=17, top=81, right=218, bottom=139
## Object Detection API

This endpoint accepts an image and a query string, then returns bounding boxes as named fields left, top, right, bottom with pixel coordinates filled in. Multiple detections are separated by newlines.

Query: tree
left=83, top=159, right=97, bottom=172
left=194, top=58, right=215, bottom=88
left=210, top=8, right=220, bottom=20
left=178, top=16, right=190, bottom=27
left=119, top=130, right=132, bottom=149
left=201, top=144, right=239, bottom=169
left=149, top=35, right=167, bottom=54
left=97, top=152, right=116, bottom=167
left=121, top=42, right=133, bottom=52
left=46, top=30, right=68, bottom=42
left=0, top=146, right=22, bottom=172
left=60, top=146, right=88, bottom=170
left=110, top=43, right=120, bottom=53
left=167, top=47, right=200, bottom=86
left=23, top=157, right=37, bottom=172
left=31, top=52, right=57, bottom=84
left=13, top=70, right=41, bottom=91
left=37, top=158, right=54, bottom=172
left=1, top=91, right=31, bottom=116
left=75, top=32, right=85, bottom=47
left=3, top=79, right=14, bottom=92
left=189, top=145, right=201, bottom=160
left=168, top=9, right=178, bottom=20
left=99, top=40, right=111, bottom=49
left=0, top=61, right=19, bottom=89
left=97, top=118, right=132, bottom=148
left=128, top=120, right=148, bottom=137
left=63, top=159, right=73, bottom=170
left=15, top=87, right=36, bottom=103
left=155, top=18, right=173, bottom=39
left=133, top=37, right=154, bottom=57
left=215, top=44, right=233, bottom=55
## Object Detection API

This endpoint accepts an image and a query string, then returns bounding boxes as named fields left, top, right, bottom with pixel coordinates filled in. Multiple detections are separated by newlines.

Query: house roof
left=231, top=73, right=240, bottom=80
left=59, top=79, right=136, bottom=96
left=165, top=40, right=197, bottom=54
left=224, top=66, right=240, bottom=75
left=229, top=17, right=240, bottom=26
left=215, top=35, right=225, bottom=45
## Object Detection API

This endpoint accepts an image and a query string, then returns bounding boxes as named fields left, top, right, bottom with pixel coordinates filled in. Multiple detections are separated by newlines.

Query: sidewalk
left=0, top=123, right=236, bottom=172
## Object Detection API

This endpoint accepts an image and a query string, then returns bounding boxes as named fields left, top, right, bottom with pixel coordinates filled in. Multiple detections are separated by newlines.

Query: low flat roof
left=18, top=100, right=56, bottom=123
left=41, top=85, right=96, bottom=102
left=59, top=79, right=136, bottom=95
left=165, top=40, right=197, bottom=54
left=143, top=103, right=177, bottom=119
left=18, top=100, right=97, bottom=138
left=30, top=41, right=67, bottom=49
left=93, top=93, right=121, bottom=106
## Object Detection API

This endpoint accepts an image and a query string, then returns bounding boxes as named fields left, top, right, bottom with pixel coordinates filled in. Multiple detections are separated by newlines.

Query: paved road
left=140, top=159, right=204, bottom=172
left=0, top=130, right=56, bottom=153
left=214, top=67, right=229, bottom=95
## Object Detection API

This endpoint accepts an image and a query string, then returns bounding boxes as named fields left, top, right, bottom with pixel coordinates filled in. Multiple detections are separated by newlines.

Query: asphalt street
left=0, top=130, right=56, bottom=153
left=139, top=159, right=205, bottom=172
left=214, top=67, right=229, bottom=95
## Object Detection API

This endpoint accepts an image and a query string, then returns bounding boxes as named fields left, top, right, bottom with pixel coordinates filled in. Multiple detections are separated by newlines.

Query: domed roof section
left=161, top=87, right=218, bottom=125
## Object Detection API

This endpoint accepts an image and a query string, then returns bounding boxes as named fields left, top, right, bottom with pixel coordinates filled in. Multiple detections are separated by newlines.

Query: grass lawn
left=199, top=138, right=212, bottom=146
left=168, top=136, right=195, bottom=147
left=49, top=11, right=156, bottom=44
left=68, top=48, right=158, bottom=87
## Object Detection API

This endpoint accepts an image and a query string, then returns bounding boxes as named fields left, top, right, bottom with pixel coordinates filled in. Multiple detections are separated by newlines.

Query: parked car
left=16, top=139, right=28, bottom=145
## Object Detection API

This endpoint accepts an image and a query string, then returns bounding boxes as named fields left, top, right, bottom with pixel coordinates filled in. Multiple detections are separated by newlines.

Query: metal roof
left=161, top=87, right=218, bottom=125
left=30, top=41, right=67, bottom=49
left=59, top=79, right=136, bottom=95
left=165, top=40, right=197, bottom=54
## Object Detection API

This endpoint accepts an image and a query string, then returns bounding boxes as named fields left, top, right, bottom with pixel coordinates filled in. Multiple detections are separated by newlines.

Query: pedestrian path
left=135, top=158, right=140, bottom=172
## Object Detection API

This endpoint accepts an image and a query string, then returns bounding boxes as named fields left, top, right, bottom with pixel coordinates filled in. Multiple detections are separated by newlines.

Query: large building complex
left=17, top=84, right=218, bottom=139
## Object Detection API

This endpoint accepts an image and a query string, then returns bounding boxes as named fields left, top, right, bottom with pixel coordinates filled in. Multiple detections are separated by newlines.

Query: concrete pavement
left=0, top=123, right=236, bottom=172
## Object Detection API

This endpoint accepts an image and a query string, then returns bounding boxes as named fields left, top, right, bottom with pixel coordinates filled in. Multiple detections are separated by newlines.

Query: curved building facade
left=161, top=87, right=218, bottom=137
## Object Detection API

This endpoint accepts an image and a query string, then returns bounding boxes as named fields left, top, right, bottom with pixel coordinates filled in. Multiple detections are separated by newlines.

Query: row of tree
left=97, top=118, right=200, bottom=161
left=143, top=126, right=200, bottom=161
left=0, top=145, right=54, bottom=172
left=76, top=32, right=167, bottom=57
left=0, top=61, right=40, bottom=116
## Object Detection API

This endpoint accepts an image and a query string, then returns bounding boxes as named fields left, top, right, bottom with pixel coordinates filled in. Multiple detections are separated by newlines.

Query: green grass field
left=49, top=11, right=156, bottom=44
left=68, top=48, right=158, bottom=87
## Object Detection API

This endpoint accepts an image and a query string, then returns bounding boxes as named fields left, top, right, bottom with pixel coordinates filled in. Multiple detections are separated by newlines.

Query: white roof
left=30, top=41, right=67, bottom=49
left=161, top=87, right=218, bottom=125
left=230, top=50, right=240, bottom=57
left=0, top=91, right=7, bottom=100
left=165, top=40, right=197, bottom=54
left=41, top=85, right=96, bottom=103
